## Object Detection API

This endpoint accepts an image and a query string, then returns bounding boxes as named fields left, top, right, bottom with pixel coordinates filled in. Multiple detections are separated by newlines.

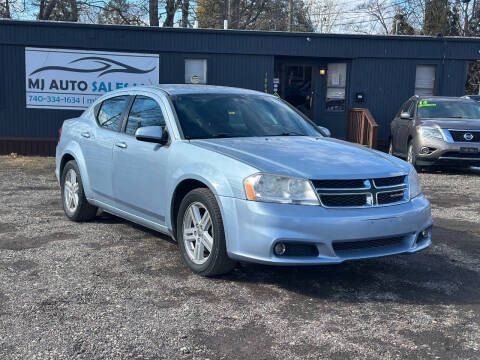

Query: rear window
left=97, top=95, right=129, bottom=131
left=417, top=100, right=480, bottom=119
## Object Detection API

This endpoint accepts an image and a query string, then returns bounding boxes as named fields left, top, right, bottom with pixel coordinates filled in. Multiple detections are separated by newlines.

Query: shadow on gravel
left=83, top=209, right=480, bottom=307
left=218, top=227, right=480, bottom=307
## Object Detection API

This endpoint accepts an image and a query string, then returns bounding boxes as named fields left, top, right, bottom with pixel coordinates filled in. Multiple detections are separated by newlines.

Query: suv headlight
left=244, top=173, right=319, bottom=205
left=408, top=167, right=422, bottom=199
left=417, top=126, right=445, bottom=141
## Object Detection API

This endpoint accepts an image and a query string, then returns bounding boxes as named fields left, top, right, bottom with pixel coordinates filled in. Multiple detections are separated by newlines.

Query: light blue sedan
left=56, top=85, right=432, bottom=276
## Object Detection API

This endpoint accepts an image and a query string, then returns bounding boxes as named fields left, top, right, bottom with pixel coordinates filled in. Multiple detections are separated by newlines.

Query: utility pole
left=224, top=0, right=229, bottom=28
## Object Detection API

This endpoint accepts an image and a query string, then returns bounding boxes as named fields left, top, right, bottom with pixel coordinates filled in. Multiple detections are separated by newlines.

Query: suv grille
left=313, top=175, right=408, bottom=208
left=449, top=130, right=480, bottom=142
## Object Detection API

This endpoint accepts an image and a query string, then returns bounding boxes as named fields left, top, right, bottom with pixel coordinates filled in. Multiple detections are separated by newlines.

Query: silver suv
left=389, top=96, right=480, bottom=169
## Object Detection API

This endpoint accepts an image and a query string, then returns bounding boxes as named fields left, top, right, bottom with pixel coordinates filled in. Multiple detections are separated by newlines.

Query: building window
left=415, top=65, right=436, bottom=96
left=185, top=59, right=207, bottom=84
left=326, top=63, right=347, bottom=112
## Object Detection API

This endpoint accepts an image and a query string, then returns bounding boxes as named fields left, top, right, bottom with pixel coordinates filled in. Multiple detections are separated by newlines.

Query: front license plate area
left=460, top=147, right=478, bottom=154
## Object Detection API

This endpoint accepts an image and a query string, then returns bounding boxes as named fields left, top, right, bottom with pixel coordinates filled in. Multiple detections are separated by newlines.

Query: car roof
left=135, top=84, right=268, bottom=96
left=415, top=96, right=476, bottom=103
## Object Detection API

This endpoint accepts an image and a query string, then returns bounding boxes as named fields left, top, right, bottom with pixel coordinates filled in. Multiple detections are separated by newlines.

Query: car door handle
left=115, top=142, right=127, bottom=149
left=81, top=132, right=90, bottom=138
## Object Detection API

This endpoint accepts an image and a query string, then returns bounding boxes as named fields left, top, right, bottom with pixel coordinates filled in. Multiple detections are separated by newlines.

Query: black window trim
left=95, top=94, right=133, bottom=133
left=121, top=94, right=168, bottom=137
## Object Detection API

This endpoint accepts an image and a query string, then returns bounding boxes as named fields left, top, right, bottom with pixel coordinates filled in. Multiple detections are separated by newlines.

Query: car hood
left=420, top=118, right=480, bottom=130
left=190, top=137, right=410, bottom=179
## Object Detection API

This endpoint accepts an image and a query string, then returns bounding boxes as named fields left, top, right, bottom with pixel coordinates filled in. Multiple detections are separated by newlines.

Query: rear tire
left=176, top=188, right=236, bottom=276
left=61, top=160, right=97, bottom=222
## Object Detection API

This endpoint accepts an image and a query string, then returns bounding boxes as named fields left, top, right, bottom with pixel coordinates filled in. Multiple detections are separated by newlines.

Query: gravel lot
left=0, top=156, right=479, bottom=359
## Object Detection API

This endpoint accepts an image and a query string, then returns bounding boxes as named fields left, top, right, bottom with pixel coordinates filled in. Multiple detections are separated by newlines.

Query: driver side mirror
left=317, top=126, right=331, bottom=137
left=400, top=112, right=411, bottom=120
left=135, top=126, right=169, bottom=144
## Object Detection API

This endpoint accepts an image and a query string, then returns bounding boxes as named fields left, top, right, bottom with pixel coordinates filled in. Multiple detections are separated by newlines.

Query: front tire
left=61, top=160, right=97, bottom=222
left=388, top=139, right=394, bottom=155
left=407, top=140, right=422, bottom=172
left=176, top=188, right=236, bottom=276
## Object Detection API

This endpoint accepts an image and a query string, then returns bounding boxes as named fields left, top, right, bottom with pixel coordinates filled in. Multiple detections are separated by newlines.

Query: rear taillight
left=58, top=127, right=62, bottom=144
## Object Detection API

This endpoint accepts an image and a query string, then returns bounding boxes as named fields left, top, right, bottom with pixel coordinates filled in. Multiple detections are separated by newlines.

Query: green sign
left=418, top=100, right=436, bottom=107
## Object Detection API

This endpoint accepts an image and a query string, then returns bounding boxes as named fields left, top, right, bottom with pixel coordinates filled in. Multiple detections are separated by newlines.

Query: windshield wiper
left=270, top=132, right=305, bottom=136
left=186, top=133, right=239, bottom=140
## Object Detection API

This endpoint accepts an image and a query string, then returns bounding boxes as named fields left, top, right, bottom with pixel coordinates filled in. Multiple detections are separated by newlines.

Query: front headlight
left=408, top=167, right=422, bottom=199
left=244, top=173, right=319, bottom=205
left=417, top=126, right=445, bottom=141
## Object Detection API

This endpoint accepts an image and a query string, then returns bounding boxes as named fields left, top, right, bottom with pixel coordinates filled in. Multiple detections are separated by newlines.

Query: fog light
left=274, top=242, right=286, bottom=256
left=420, top=147, right=430, bottom=155
left=417, top=226, right=432, bottom=244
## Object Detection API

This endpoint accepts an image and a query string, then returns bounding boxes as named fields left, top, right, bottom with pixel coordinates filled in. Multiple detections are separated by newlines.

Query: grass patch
left=0, top=155, right=56, bottom=175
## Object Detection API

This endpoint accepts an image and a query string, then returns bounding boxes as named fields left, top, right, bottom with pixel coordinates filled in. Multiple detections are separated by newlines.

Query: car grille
left=332, top=236, right=404, bottom=252
left=448, top=130, right=480, bottom=142
left=312, top=175, right=408, bottom=208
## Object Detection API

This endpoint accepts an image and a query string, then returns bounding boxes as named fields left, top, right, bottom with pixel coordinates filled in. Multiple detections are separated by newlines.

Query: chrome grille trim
left=314, top=176, right=409, bottom=208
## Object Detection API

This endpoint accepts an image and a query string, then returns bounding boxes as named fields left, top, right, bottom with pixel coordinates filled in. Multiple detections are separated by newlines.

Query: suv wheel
left=177, top=188, right=236, bottom=276
left=61, top=160, right=98, bottom=221
left=407, top=141, right=422, bottom=171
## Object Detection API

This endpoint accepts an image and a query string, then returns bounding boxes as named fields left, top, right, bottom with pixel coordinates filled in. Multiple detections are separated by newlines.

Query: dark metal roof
left=2, top=19, right=480, bottom=61
left=2, top=18, right=480, bottom=42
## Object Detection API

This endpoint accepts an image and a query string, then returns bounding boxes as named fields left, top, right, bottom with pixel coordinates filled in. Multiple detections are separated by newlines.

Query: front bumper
left=218, top=195, right=432, bottom=265
left=414, top=136, right=480, bottom=167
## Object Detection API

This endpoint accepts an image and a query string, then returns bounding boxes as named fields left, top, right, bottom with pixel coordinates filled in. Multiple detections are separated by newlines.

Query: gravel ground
left=0, top=156, right=479, bottom=360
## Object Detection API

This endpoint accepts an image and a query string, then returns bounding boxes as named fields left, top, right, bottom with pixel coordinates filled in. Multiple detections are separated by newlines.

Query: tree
left=163, top=0, right=181, bottom=26
left=355, top=0, right=393, bottom=34
left=35, top=0, right=78, bottom=21
left=446, top=1, right=461, bottom=36
left=97, top=0, right=142, bottom=24
left=392, top=13, right=415, bottom=35
left=306, top=0, right=343, bottom=33
left=0, top=0, right=11, bottom=18
left=423, top=0, right=449, bottom=35
left=149, top=0, right=159, bottom=26
left=196, top=0, right=312, bottom=31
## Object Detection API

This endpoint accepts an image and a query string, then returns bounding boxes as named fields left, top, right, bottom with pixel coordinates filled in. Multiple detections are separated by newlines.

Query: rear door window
left=97, top=95, right=130, bottom=131
left=125, top=96, right=166, bottom=136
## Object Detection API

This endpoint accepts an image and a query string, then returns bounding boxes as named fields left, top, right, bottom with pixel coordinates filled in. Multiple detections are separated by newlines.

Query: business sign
left=25, top=48, right=159, bottom=110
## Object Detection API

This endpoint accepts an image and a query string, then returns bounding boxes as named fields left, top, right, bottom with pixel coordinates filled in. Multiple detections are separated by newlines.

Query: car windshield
left=417, top=100, right=480, bottom=119
left=170, top=93, right=321, bottom=139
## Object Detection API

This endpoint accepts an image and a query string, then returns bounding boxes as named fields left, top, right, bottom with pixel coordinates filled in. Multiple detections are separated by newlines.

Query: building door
left=274, top=61, right=316, bottom=120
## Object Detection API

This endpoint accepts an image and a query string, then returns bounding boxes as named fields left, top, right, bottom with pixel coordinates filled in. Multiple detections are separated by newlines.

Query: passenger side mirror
left=317, top=126, right=331, bottom=137
left=400, top=112, right=411, bottom=120
left=135, top=126, right=169, bottom=144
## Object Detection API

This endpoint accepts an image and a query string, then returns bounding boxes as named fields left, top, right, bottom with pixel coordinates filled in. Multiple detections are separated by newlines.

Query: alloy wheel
left=182, top=202, right=214, bottom=265
left=64, top=168, right=80, bottom=213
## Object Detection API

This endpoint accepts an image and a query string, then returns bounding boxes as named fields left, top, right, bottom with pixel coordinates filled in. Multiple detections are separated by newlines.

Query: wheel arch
left=169, top=178, right=217, bottom=240
left=59, top=145, right=92, bottom=199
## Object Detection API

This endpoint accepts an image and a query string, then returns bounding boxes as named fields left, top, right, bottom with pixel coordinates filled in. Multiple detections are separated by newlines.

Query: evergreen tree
left=423, top=0, right=449, bottom=35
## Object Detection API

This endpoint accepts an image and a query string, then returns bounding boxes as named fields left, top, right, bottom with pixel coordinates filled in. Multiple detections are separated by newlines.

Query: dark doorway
left=274, top=61, right=315, bottom=120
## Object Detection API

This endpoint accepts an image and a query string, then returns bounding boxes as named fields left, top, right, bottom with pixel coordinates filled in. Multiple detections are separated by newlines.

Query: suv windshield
left=170, top=94, right=321, bottom=139
left=417, top=100, right=480, bottom=119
